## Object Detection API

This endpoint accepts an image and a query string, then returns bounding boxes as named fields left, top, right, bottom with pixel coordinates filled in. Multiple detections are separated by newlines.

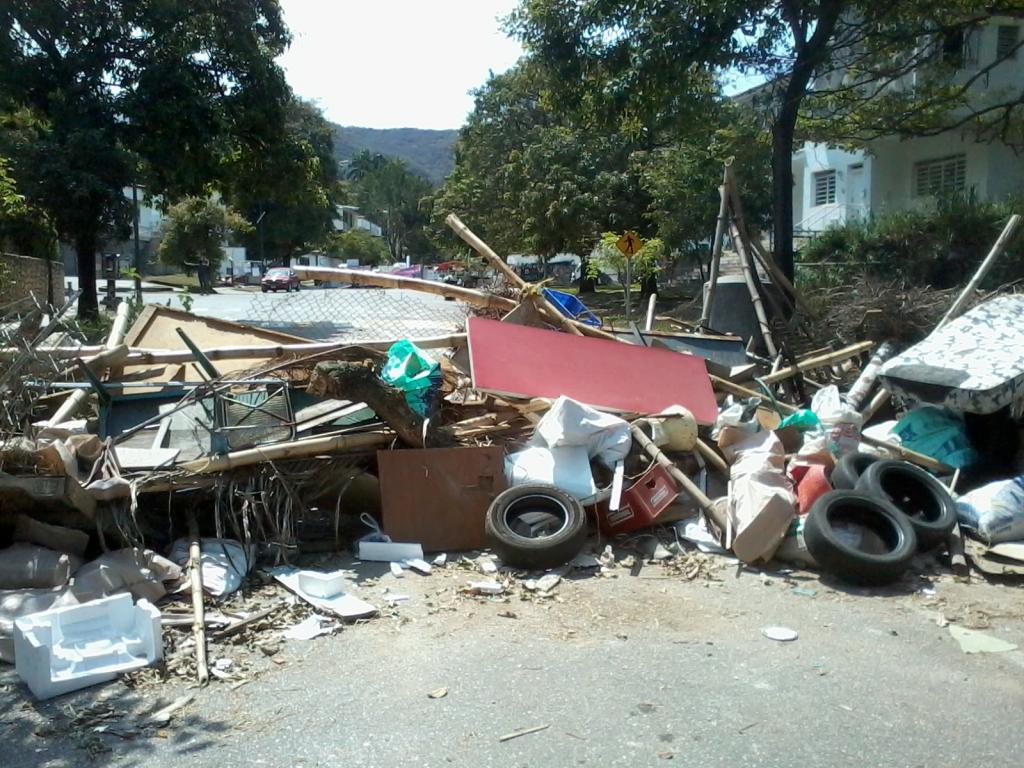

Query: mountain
left=331, top=125, right=459, bottom=186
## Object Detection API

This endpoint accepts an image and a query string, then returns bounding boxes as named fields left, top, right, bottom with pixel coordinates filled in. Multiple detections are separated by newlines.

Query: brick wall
left=0, top=253, right=65, bottom=306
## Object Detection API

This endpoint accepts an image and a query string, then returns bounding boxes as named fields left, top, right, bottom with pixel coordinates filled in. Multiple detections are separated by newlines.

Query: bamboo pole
left=445, top=214, right=599, bottom=339
left=630, top=423, right=719, bottom=517
left=49, top=300, right=131, bottom=424
left=695, top=438, right=730, bottom=477
left=699, top=167, right=731, bottom=329
left=760, top=341, right=875, bottom=385
left=187, top=511, right=209, bottom=687
left=173, top=431, right=394, bottom=476
left=291, top=266, right=517, bottom=312
left=937, top=214, right=1021, bottom=329
left=729, top=222, right=778, bottom=359
left=10, top=333, right=468, bottom=367
left=708, top=375, right=951, bottom=473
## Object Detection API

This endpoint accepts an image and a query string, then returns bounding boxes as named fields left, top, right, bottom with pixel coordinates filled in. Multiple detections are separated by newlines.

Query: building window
left=914, top=155, right=966, bottom=197
left=997, top=25, right=1020, bottom=60
left=813, top=170, right=836, bottom=206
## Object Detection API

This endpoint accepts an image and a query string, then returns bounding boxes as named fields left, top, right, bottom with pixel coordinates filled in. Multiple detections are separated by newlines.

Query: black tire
left=804, top=490, right=917, bottom=585
left=856, top=461, right=957, bottom=550
left=830, top=452, right=880, bottom=490
left=484, top=484, right=588, bottom=570
left=261, top=287, right=268, bottom=293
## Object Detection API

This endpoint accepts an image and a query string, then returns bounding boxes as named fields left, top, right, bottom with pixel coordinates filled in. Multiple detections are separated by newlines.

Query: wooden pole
left=700, top=167, right=731, bottom=328
left=695, top=438, right=730, bottom=476
left=937, top=214, right=1022, bottom=329
left=292, top=265, right=516, bottom=312
left=729, top=222, right=778, bottom=359
left=187, top=511, right=209, bottom=687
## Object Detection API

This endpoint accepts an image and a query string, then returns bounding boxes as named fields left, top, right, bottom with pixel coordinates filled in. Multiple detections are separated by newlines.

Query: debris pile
left=1, top=176, right=1022, bottom=703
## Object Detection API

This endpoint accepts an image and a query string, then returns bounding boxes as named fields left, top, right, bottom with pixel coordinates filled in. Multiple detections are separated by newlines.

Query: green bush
left=797, top=195, right=1024, bottom=290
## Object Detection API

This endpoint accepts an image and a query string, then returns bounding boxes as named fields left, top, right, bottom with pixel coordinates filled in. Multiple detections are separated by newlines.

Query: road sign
left=616, top=230, right=643, bottom=258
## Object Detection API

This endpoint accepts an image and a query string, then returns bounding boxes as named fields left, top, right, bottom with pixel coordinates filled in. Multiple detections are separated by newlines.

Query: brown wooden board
left=377, top=446, right=507, bottom=552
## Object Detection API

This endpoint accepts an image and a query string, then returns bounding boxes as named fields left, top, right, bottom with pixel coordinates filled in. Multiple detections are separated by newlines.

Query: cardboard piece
left=467, top=316, right=718, bottom=424
left=727, top=432, right=796, bottom=563
left=378, top=446, right=507, bottom=551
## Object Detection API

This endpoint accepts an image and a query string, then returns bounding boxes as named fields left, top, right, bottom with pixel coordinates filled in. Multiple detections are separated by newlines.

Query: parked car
left=261, top=267, right=301, bottom=293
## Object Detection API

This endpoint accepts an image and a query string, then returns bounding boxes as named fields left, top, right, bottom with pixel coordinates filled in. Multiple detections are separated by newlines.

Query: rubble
left=0, top=171, right=1021, bottom=708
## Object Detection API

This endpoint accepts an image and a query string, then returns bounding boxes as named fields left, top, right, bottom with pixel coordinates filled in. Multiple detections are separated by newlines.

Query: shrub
left=797, top=195, right=1024, bottom=290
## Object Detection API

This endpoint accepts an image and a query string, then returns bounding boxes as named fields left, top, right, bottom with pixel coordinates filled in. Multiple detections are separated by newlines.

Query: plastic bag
left=531, top=396, right=631, bottom=467
left=380, top=340, right=441, bottom=418
left=811, top=386, right=863, bottom=457
left=956, top=476, right=1024, bottom=544
left=778, top=409, right=821, bottom=432
left=893, top=406, right=979, bottom=469
left=0, top=544, right=82, bottom=590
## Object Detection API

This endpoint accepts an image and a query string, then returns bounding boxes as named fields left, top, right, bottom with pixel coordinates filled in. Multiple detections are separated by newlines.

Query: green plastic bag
left=778, top=409, right=821, bottom=432
left=380, top=340, right=440, bottom=417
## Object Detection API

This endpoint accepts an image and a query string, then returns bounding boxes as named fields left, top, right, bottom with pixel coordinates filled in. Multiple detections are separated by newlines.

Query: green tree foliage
left=640, top=104, right=772, bottom=272
left=328, top=229, right=390, bottom=267
left=225, top=98, right=341, bottom=268
left=0, top=1, right=291, bottom=318
left=431, top=64, right=651, bottom=290
left=158, top=197, right=249, bottom=272
left=350, top=152, right=434, bottom=262
left=797, top=195, right=1024, bottom=290
left=590, top=232, right=666, bottom=284
left=508, top=1, right=1024, bottom=279
left=0, top=141, right=57, bottom=260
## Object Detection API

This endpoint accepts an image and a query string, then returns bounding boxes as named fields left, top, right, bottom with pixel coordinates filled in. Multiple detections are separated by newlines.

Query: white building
left=793, top=16, right=1024, bottom=235
left=332, top=205, right=383, bottom=237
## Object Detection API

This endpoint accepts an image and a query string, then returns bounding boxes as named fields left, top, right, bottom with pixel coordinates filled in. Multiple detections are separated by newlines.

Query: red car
left=261, top=267, right=301, bottom=293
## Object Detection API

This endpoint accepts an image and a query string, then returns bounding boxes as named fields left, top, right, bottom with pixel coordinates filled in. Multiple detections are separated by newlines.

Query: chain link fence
left=243, top=287, right=471, bottom=343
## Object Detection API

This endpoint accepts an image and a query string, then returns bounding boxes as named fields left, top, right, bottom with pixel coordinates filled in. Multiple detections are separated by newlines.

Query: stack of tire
left=804, top=453, right=957, bottom=586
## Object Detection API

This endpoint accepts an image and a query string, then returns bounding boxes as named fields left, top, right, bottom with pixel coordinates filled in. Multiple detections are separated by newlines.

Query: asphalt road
left=3, top=556, right=1022, bottom=768
left=142, top=287, right=469, bottom=343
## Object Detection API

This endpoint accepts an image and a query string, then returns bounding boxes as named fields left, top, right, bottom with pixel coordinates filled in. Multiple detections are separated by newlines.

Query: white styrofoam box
left=356, top=540, right=423, bottom=562
left=297, top=570, right=348, bottom=599
left=14, top=593, right=162, bottom=700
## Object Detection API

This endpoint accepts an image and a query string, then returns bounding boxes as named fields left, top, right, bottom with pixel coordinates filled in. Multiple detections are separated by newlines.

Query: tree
left=224, top=98, right=341, bottom=269
left=328, top=229, right=390, bottom=267
left=431, top=64, right=650, bottom=292
left=158, top=197, right=249, bottom=292
left=0, top=1, right=291, bottom=318
left=509, top=1, right=1024, bottom=279
left=353, top=156, right=433, bottom=262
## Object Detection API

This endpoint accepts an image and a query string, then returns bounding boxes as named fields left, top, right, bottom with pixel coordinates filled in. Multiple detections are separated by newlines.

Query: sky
left=277, top=0, right=524, bottom=130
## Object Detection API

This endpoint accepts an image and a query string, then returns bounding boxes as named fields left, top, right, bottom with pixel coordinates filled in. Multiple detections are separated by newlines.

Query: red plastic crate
left=597, top=463, right=681, bottom=534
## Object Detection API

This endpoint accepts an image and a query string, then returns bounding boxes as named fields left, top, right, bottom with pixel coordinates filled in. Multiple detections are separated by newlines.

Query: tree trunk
left=75, top=233, right=99, bottom=321
left=577, top=254, right=595, bottom=293
left=771, top=106, right=799, bottom=282
left=309, top=360, right=455, bottom=448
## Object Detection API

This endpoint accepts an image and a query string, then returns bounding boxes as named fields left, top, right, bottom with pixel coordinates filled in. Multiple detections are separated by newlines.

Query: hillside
left=332, top=125, right=458, bottom=186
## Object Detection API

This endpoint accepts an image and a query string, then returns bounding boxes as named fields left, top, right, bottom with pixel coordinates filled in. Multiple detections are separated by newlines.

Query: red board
left=467, top=316, right=718, bottom=424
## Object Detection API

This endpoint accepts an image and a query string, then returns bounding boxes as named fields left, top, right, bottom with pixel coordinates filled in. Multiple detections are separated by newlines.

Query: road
left=143, top=286, right=469, bottom=342
left=3, top=554, right=1022, bottom=768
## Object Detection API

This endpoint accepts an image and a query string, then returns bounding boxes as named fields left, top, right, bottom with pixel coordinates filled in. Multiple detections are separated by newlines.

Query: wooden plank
left=377, top=446, right=507, bottom=551
left=468, top=317, right=719, bottom=424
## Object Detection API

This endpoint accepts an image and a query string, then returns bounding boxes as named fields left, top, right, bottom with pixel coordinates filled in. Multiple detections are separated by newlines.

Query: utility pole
left=256, top=210, right=266, bottom=273
left=132, top=183, right=142, bottom=303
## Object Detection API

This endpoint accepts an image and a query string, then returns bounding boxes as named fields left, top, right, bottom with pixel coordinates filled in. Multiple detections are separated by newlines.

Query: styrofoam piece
left=403, top=558, right=432, bottom=575
left=297, top=570, right=348, bottom=599
left=268, top=568, right=377, bottom=620
left=357, top=540, right=424, bottom=562
left=13, top=593, right=162, bottom=700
